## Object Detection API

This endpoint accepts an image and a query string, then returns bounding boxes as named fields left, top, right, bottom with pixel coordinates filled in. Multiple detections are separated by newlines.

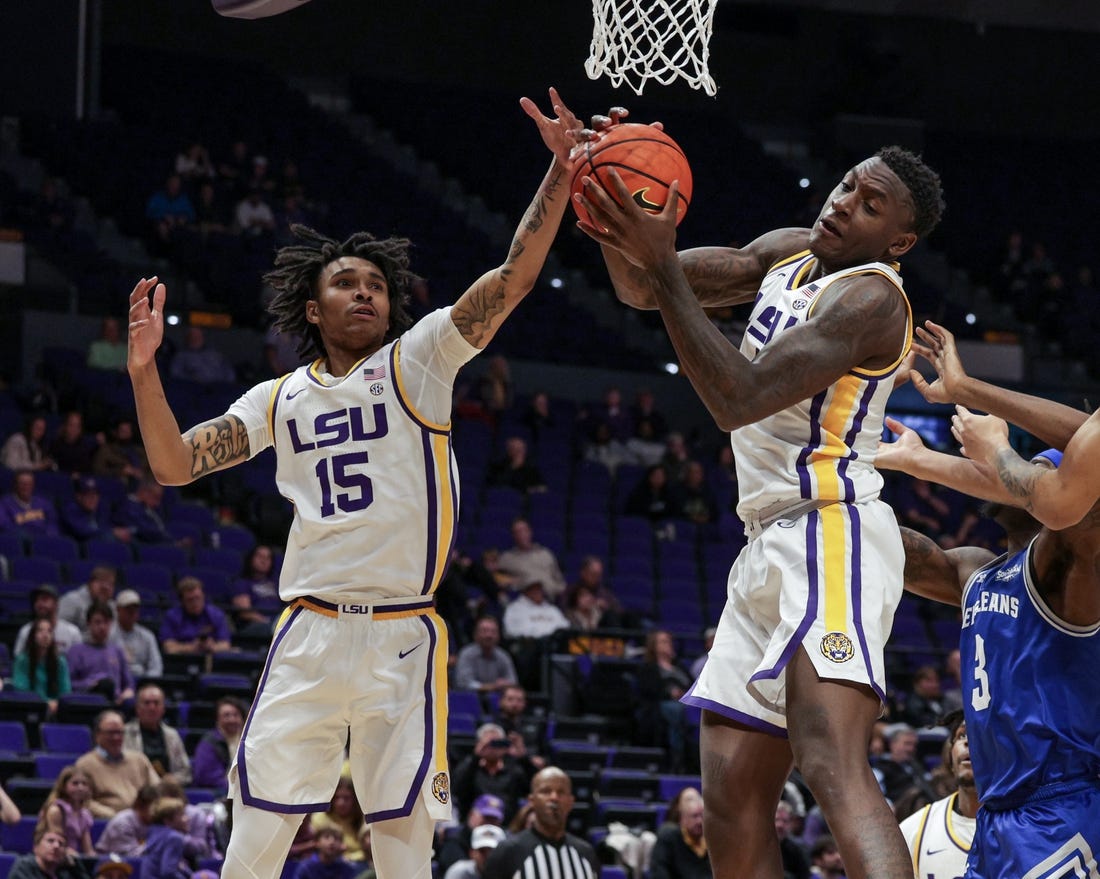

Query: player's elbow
left=1038, top=504, right=1091, bottom=532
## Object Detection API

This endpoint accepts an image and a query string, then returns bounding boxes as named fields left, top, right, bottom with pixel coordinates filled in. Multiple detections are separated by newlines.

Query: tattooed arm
left=599, top=228, right=811, bottom=310
left=449, top=88, right=579, bottom=349
left=128, top=277, right=250, bottom=485
left=900, top=526, right=994, bottom=605
left=953, top=405, right=1100, bottom=530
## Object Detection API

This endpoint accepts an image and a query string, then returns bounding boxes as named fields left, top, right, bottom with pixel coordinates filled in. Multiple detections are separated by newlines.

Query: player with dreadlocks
left=125, top=88, right=585, bottom=879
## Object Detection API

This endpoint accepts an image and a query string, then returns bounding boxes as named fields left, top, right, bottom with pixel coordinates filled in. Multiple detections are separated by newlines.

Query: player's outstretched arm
left=912, top=320, right=1088, bottom=449
left=953, top=405, right=1100, bottom=530
left=899, top=526, right=993, bottom=605
left=449, top=87, right=580, bottom=350
left=128, top=278, right=250, bottom=486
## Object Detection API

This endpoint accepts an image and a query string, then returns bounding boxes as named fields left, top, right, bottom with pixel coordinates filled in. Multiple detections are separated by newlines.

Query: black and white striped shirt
left=482, top=828, right=600, bottom=879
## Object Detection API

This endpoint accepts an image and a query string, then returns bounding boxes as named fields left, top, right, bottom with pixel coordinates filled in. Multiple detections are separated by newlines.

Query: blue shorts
left=965, top=781, right=1100, bottom=879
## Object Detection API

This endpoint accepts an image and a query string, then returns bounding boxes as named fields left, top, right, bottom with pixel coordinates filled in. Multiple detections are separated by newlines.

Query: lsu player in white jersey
left=126, top=88, right=587, bottom=879
left=899, top=711, right=977, bottom=879
left=578, top=120, right=944, bottom=879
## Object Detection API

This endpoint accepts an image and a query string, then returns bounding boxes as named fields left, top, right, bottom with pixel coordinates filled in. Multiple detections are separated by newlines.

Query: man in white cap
left=110, top=589, right=163, bottom=678
left=444, top=824, right=506, bottom=879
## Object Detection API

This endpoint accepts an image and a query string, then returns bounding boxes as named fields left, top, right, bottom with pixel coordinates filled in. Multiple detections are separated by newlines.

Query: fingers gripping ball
left=571, top=123, right=693, bottom=227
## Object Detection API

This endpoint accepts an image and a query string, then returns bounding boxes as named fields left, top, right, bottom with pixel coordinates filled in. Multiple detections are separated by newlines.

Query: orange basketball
left=571, top=123, right=693, bottom=227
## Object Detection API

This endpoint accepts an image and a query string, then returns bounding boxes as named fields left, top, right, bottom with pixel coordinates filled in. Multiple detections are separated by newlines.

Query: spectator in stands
left=689, top=627, right=716, bottom=680
left=492, top=685, right=545, bottom=769
left=486, top=437, right=546, bottom=494
left=87, top=318, right=129, bottom=372
left=75, top=710, right=160, bottom=818
left=898, top=665, right=946, bottom=730
left=261, top=321, right=303, bottom=378
left=442, top=824, right=505, bottom=879
left=110, top=590, right=163, bottom=679
left=243, top=155, right=277, bottom=197
left=452, top=724, right=531, bottom=828
left=0, top=470, right=59, bottom=536
left=624, top=465, right=676, bottom=525
left=649, top=787, right=710, bottom=879
left=216, top=140, right=251, bottom=198
left=174, top=142, right=215, bottom=186
left=190, top=696, right=247, bottom=791
left=193, top=181, right=231, bottom=241
left=66, top=603, right=135, bottom=706
left=581, top=420, right=631, bottom=476
left=8, top=828, right=88, bottom=879
left=476, top=355, right=514, bottom=426
left=894, top=478, right=954, bottom=544
left=92, top=418, right=148, bottom=485
left=670, top=460, right=719, bottom=526
left=496, top=518, right=567, bottom=603
left=659, top=432, right=692, bottom=486
left=113, top=479, right=177, bottom=545
left=37, top=766, right=96, bottom=858
left=809, top=835, right=845, bottom=879
left=435, top=794, right=506, bottom=877
left=153, top=778, right=220, bottom=861
left=229, top=543, right=282, bottom=633
left=481, top=767, right=600, bottom=879
left=60, top=478, right=131, bottom=546
left=91, top=858, right=132, bottom=879
left=630, top=388, right=669, bottom=445
left=49, top=411, right=99, bottom=476
left=168, top=327, right=236, bottom=385
left=14, top=585, right=84, bottom=657
left=774, top=800, right=810, bottom=879
left=142, top=797, right=192, bottom=879
left=636, top=629, right=693, bottom=772
left=519, top=391, right=555, bottom=449
left=501, top=579, right=569, bottom=641
left=28, top=177, right=76, bottom=252
left=563, top=584, right=602, bottom=632
left=585, top=386, right=632, bottom=443
left=567, top=556, right=624, bottom=627
left=159, top=577, right=232, bottom=656
left=452, top=616, right=518, bottom=697
left=123, top=684, right=192, bottom=785
left=297, top=826, right=356, bottom=879
left=874, top=723, right=932, bottom=805
left=940, top=648, right=963, bottom=714
left=94, top=785, right=159, bottom=857
left=310, top=777, right=368, bottom=863
left=145, top=174, right=196, bottom=256
left=1, top=415, right=56, bottom=472
left=59, top=565, right=118, bottom=633
left=234, top=188, right=276, bottom=239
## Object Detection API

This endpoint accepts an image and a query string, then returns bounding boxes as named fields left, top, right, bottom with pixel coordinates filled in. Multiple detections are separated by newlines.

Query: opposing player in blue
left=126, top=89, right=586, bottom=879
left=579, top=115, right=945, bottom=877
left=878, top=322, right=1100, bottom=879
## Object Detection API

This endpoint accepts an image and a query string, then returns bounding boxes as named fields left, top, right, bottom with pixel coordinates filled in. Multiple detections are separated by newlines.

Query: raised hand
left=589, top=106, right=663, bottom=132
left=910, top=320, right=968, bottom=404
left=127, top=276, right=166, bottom=370
left=575, top=169, right=681, bottom=269
left=876, top=415, right=928, bottom=471
left=519, top=87, right=587, bottom=167
left=951, top=404, right=1010, bottom=467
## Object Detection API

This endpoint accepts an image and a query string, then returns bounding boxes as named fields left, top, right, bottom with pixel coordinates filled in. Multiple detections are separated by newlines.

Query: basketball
left=211, top=0, right=313, bottom=19
left=571, top=123, right=693, bottom=227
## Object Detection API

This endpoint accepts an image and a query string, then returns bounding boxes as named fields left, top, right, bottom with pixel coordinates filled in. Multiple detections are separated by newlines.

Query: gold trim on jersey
left=266, top=374, right=293, bottom=444
left=306, top=355, right=372, bottom=386
left=428, top=433, right=456, bottom=594
left=809, top=373, right=862, bottom=498
left=392, top=340, right=451, bottom=432
left=766, top=249, right=812, bottom=275
left=909, top=802, right=931, bottom=875
left=943, top=792, right=970, bottom=849
left=820, top=503, right=849, bottom=633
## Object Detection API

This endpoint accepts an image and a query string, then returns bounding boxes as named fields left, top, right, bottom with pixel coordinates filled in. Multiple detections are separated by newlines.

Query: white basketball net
left=586, top=0, right=718, bottom=96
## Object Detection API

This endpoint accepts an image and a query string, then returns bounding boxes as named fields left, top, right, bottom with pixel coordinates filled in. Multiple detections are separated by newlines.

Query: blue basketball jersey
left=959, top=538, right=1100, bottom=808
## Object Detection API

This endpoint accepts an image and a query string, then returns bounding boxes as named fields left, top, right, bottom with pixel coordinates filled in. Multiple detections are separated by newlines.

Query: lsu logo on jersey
left=287, top=403, right=389, bottom=452
left=431, top=772, right=450, bottom=804
left=820, top=632, right=855, bottom=662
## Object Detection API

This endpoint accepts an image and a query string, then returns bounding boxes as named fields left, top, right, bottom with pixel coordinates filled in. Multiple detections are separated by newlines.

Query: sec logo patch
left=820, top=632, right=854, bottom=662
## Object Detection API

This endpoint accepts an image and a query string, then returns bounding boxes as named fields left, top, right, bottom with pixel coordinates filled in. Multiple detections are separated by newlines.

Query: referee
left=482, top=767, right=600, bottom=879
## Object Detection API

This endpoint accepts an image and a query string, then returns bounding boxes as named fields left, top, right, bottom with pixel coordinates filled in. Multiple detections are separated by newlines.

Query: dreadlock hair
left=264, top=224, right=418, bottom=362
left=875, top=145, right=945, bottom=239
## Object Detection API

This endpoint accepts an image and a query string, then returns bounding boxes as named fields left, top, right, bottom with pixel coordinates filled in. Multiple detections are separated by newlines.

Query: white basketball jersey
left=228, top=308, right=478, bottom=603
left=899, top=793, right=975, bottom=879
left=730, top=250, right=910, bottom=518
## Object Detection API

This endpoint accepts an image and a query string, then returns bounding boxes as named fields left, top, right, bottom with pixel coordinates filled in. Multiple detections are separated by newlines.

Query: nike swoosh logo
left=632, top=187, right=662, bottom=213
left=398, top=642, right=424, bottom=659
left=286, top=388, right=306, bottom=400
left=925, top=848, right=948, bottom=856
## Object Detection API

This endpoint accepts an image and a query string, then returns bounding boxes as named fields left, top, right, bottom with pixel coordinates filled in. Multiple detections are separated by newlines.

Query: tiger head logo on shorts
left=820, top=632, right=855, bottom=662
left=431, top=772, right=450, bottom=804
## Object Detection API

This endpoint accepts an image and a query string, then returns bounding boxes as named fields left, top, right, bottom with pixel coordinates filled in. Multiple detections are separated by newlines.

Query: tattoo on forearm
left=995, top=449, right=1041, bottom=509
left=900, top=528, right=935, bottom=584
left=452, top=281, right=508, bottom=345
left=185, top=416, right=250, bottom=478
